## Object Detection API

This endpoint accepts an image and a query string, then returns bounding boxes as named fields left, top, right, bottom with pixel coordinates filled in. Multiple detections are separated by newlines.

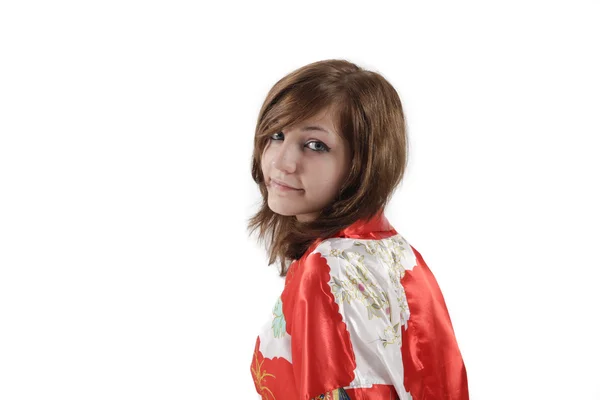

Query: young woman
left=248, top=59, right=469, bottom=400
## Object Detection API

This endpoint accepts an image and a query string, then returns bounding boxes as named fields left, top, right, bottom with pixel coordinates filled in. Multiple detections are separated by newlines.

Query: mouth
left=270, top=178, right=303, bottom=191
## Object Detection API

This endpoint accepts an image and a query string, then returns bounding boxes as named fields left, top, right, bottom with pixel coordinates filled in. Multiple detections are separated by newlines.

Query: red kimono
left=251, top=211, right=469, bottom=399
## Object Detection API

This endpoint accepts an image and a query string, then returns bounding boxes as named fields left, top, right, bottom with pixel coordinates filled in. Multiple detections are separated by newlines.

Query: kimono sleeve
left=281, top=251, right=356, bottom=400
left=401, top=246, right=469, bottom=399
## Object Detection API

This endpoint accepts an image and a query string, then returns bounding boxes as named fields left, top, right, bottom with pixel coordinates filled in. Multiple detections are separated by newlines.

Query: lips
left=270, top=178, right=302, bottom=190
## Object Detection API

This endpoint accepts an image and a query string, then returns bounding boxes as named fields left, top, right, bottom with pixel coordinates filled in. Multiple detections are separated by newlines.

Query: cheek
left=261, top=147, right=272, bottom=175
left=307, top=159, right=346, bottom=191
left=260, top=156, right=267, bottom=173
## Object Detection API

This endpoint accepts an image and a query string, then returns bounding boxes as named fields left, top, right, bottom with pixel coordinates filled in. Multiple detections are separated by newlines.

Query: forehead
left=286, top=108, right=341, bottom=139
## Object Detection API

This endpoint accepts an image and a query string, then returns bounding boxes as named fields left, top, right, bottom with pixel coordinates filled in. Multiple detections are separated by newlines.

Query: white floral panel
left=257, top=296, right=293, bottom=363
left=313, top=234, right=417, bottom=399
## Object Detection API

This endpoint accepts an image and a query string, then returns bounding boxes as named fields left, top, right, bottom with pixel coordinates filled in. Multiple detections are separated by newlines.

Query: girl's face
left=261, top=107, right=351, bottom=222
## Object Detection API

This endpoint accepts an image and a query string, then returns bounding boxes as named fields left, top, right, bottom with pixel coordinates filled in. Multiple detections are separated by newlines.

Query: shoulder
left=306, top=233, right=419, bottom=275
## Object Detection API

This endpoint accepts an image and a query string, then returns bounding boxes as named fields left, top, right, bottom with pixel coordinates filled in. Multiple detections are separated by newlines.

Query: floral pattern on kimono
left=250, top=210, right=469, bottom=400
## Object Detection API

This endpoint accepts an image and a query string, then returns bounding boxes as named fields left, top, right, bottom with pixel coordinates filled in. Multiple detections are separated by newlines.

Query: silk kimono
left=250, top=211, right=469, bottom=400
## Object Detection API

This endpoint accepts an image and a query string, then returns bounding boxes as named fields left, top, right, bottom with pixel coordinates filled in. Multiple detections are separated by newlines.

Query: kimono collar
left=301, top=209, right=399, bottom=259
left=331, top=209, right=397, bottom=240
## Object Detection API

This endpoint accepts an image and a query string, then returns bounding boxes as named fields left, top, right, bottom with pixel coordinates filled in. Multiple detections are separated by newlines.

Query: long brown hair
left=247, top=59, right=408, bottom=276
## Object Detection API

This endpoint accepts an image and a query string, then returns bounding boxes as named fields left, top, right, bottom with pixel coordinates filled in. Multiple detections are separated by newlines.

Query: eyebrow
left=300, top=125, right=333, bottom=136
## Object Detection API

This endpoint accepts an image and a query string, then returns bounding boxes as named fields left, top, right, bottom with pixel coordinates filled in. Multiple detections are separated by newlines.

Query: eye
left=268, top=132, right=330, bottom=153
left=306, top=140, right=330, bottom=153
left=269, top=131, right=284, bottom=141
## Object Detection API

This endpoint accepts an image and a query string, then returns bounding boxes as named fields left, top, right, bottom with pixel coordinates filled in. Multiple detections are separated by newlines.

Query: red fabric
left=345, top=384, right=399, bottom=399
left=282, top=251, right=356, bottom=399
left=332, top=209, right=398, bottom=240
left=251, top=337, right=299, bottom=399
left=401, top=246, right=469, bottom=399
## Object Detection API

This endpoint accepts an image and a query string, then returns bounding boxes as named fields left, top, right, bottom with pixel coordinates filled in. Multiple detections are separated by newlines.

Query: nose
left=272, top=141, right=299, bottom=174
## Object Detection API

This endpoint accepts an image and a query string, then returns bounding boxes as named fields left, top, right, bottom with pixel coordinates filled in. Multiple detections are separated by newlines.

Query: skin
left=261, top=107, right=351, bottom=222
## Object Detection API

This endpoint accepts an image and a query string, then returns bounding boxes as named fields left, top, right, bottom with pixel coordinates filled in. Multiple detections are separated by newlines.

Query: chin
left=270, top=209, right=296, bottom=217
left=267, top=201, right=310, bottom=218
left=267, top=203, right=297, bottom=217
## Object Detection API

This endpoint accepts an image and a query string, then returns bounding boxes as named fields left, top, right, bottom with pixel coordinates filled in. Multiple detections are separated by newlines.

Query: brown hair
left=247, top=59, right=408, bottom=276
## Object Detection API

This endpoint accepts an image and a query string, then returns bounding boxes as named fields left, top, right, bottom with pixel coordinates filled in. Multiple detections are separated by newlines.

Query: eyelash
left=269, top=132, right=330, bottom=153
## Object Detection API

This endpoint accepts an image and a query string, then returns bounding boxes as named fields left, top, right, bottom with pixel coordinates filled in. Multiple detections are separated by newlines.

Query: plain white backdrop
left=1, top=1, right=599, bottom=399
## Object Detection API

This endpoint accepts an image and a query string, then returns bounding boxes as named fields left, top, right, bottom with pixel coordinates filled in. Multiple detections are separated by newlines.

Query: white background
left=1, top=1, right=599, bottom=399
